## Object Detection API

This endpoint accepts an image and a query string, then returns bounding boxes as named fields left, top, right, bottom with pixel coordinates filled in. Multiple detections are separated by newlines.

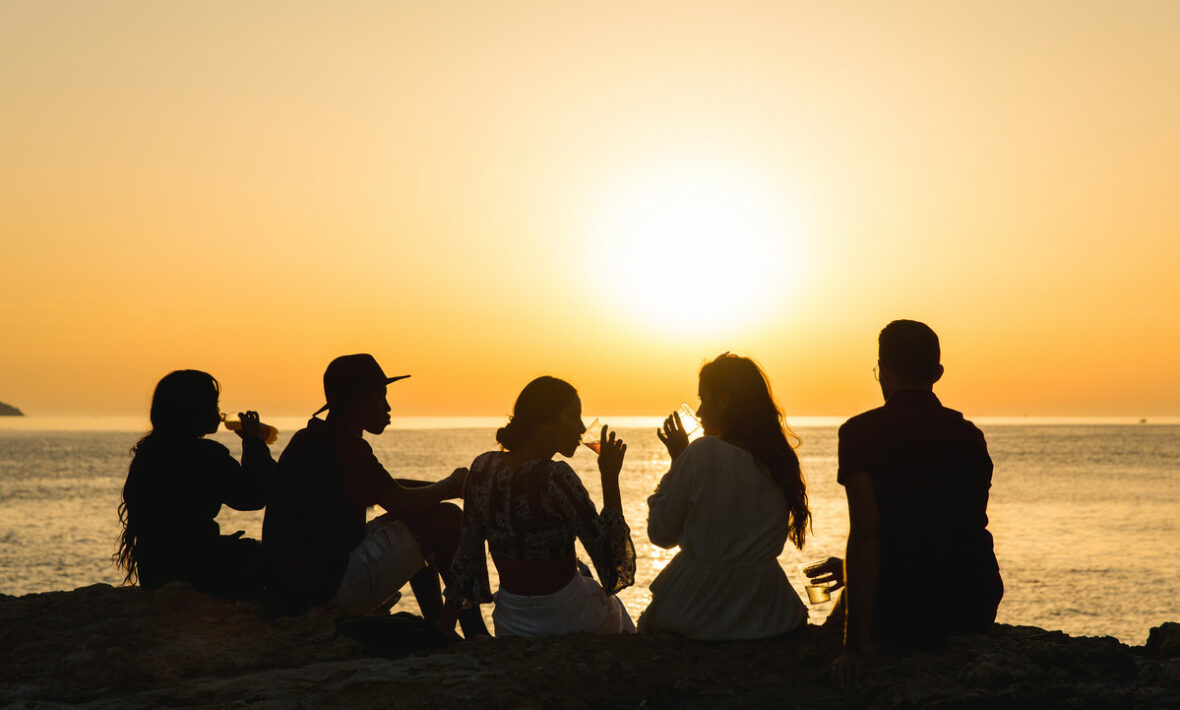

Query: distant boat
left=1139, top=418, right=1148, bottom=424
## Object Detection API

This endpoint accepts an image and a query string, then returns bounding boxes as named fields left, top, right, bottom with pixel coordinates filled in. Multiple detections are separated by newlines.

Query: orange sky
left=2, top=1, right=1178, bottom=419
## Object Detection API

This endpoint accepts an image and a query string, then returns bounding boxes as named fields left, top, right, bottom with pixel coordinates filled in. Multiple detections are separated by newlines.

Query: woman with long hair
left=640, top=353, right=812, bottom=639
left=114, top=369, right=275, bottom=598
left=446, top=376, right=636, bottom=637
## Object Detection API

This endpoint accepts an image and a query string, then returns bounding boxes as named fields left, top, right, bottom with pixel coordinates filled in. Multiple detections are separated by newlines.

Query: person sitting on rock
left=115, top=369, right=275, bottom=599
left=262, top=354, right=487, bottom=637
left=446, top=376, right=635, bottom=637
left=641, top=353, right=813, bottom=640
left=833, top=320, right=1003, bottom=687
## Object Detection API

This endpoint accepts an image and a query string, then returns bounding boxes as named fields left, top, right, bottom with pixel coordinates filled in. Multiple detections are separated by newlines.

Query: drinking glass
left=678, top=403, right=704, bottom=441
left=221, top=412, right=279, bottom=445
left=581, top=418, right=602, bottom=454
left=805, top=583, right=832, bottom=604
left=798, top=558, right=836, bottom=605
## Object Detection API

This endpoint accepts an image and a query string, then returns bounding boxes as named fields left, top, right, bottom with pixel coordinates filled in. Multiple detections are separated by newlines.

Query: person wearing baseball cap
left=262, top=354, right=488, bottom=636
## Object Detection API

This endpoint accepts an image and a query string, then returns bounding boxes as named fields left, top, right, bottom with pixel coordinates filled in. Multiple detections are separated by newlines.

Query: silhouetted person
left=641, top=353, right=812, bottom=640
left=262, top=354, right=487, bottom=637
left=115, top=370, right=275, bottom=599
left=446, top=377, right=635, bottom=637
left=833, top=320, right=1002, bottom=687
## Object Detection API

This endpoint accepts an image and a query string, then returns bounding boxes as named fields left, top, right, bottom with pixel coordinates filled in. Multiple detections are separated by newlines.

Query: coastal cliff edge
left=1, top=584, right=1176, bottom=709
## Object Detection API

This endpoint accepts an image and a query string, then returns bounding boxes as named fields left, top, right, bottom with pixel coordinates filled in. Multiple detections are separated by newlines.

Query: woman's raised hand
left=597, top=425, right=627, bottom=480
left=656, top=411, right=690, bottom=461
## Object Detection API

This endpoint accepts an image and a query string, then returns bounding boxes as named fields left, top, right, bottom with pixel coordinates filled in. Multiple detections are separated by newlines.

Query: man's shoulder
left=934, top=403, right=986, bottom=439
left=278, top=422, right=324, bottom=461
left=839, top=405, right=889, bottom=435
left=283, top=419, right=371, bottom=455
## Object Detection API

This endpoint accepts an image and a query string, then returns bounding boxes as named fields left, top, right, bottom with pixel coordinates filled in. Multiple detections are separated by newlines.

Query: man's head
left=877, top=320, right=943, bottom=397
left=316, top=354, right=409, bottom=434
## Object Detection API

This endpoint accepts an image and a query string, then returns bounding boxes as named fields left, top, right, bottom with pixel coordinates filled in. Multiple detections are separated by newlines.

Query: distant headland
left=0, top=401, right=23, bottom=416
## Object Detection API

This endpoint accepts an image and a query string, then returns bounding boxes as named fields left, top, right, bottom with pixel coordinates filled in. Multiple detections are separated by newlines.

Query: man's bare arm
left=834, top=471, right=881, bottom=689
left=375, top=468, right=467, bottom=520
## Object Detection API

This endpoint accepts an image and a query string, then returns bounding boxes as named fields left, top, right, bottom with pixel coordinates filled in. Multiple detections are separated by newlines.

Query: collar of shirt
left=884, top=389, right=941, bottom=409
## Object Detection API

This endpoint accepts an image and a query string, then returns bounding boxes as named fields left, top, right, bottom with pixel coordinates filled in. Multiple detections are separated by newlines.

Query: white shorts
left=492, top=573, right=636, bottom=638
left=329, top=514, right=426, bottom=615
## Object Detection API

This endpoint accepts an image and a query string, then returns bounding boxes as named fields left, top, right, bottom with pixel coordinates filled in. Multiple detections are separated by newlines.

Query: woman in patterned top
left=446, top=376, right=635, bottom=637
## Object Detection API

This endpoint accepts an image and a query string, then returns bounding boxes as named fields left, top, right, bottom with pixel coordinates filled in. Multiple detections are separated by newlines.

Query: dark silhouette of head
left=314, top=354, right=409, bottom=435
left=316, top=354, right=409, bottom=415
left=697, top=353, right=810, bottom=549
left=878, top=319, right=943, bottom=395
left=148, top=369, right=221, bottom=438
left=496, top=376, right=579, bottom=452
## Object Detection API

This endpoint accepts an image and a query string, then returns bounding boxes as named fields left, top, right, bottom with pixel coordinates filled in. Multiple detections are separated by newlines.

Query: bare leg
left=408, top=562, right=444, bottom=624
left=405, top=502, right=490, bottom=637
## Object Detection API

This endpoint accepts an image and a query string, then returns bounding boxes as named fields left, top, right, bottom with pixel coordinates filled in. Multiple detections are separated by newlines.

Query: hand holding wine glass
left=657, top=409, right=690, bottom=461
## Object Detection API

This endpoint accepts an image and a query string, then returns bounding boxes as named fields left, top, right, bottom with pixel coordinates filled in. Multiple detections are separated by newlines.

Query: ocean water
left=0, top=419, right=1176, bottom=644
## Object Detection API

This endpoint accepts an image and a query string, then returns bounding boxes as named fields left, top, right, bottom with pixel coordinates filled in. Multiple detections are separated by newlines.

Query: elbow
left=646, top=524, right=678, bottom=549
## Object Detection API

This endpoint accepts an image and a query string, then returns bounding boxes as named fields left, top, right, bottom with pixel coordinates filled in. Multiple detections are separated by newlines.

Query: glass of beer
left=221, top=413, right=279, bottom=445
left=799, top=558, right=838, bottom=604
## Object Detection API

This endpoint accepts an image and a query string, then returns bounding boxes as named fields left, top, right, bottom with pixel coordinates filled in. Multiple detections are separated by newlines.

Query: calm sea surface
left=1, top=418, right=1176, bottom=644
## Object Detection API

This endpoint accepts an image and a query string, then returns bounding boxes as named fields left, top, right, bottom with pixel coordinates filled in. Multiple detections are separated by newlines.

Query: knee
left=430, top=502, right=463, bottom=543
left=409, top=502, right=462, bottom=551
left=435, top=502, right=462, bottom=527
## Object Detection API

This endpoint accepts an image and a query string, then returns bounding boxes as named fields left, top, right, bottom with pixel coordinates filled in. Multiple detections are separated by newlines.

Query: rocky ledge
left=1, top=584, right=1176, bottom=709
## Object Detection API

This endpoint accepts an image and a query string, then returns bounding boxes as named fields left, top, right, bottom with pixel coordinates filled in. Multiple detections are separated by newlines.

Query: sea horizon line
left=3, top=414, right=1179, bottom=432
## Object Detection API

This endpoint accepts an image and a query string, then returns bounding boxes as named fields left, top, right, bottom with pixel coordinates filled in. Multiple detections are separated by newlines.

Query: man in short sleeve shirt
left=262, top=354, right=487, bottom=636
left=834, top=321, right=1002, bottom=685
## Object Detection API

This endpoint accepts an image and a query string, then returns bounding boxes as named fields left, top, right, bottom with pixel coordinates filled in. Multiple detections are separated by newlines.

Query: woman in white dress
left=639, top=353, right=812, bottom=640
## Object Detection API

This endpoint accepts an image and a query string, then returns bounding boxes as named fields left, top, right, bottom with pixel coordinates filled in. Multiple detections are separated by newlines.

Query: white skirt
left=492, top=573, right=636, bottom=638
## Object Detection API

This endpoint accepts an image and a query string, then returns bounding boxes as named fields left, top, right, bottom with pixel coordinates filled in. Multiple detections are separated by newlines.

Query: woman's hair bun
left=495, top=421, right=520, bottom=449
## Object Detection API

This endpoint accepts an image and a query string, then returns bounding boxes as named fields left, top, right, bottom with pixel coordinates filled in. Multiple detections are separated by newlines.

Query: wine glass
left=581, top=418, right=601, bottom=454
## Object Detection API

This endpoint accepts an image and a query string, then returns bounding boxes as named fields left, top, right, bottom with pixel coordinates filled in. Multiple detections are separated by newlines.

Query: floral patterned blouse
left=446, top=451, right=635, bottom=607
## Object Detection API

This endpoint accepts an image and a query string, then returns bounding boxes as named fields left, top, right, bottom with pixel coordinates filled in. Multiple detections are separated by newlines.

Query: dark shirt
left=838, top=389, right=1003, bottom=645
left=263, top=417, right=397, bottom=612
left=125, top=435, right=271, bottom=592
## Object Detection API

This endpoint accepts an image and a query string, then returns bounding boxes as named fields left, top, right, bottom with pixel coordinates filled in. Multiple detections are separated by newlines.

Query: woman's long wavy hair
left=495, top=376, right=578, bottom=452
left=113, top=370, right=220, bottom=584
left=699, top=353, right=811, bottom=549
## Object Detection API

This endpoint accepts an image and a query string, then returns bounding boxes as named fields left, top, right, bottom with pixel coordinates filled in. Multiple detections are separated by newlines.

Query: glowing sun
left=587, top=163, right=805, bottom=337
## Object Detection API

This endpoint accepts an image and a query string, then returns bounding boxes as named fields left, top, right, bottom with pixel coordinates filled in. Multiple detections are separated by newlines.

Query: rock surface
left=1, top=584, right=1177, bottom=709
left=0, top=400, right=23, bottom=416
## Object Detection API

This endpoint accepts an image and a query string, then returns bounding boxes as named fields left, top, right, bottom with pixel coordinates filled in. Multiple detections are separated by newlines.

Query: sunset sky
left=3, top=1, right=1178, bottom=419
